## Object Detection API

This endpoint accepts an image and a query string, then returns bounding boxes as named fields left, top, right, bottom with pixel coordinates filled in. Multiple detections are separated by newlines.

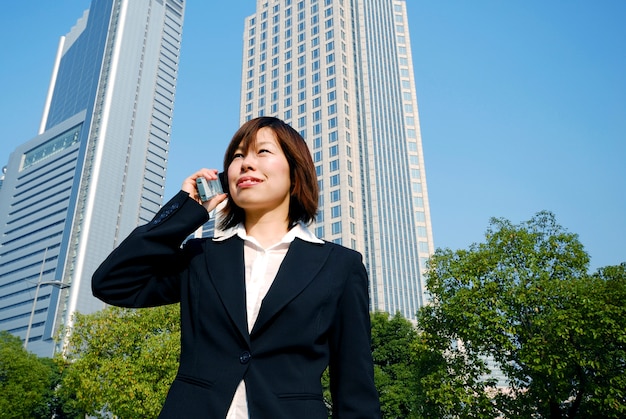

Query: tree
left=0, top=331, right=58, bottom=419
left=418, top=211, right=626, bottom=418
left=370, top=311, right=420, bottom=418
left=58, top=305, right=180, bottom=418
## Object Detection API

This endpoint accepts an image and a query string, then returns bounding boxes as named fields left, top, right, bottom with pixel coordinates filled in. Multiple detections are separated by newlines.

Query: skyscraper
left=240, top=0, right=433, bottom=319
left=0, top=0, right=185, bottom=357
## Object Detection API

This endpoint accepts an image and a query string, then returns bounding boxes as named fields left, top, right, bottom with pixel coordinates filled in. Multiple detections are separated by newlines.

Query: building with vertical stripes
left=0, top=0, right=186, bottom=357
left=240, top=0, right=434, bottom=319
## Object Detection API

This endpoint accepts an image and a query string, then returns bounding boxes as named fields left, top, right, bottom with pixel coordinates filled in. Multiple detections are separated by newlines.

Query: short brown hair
left=219, top=117, right=318, bottom=230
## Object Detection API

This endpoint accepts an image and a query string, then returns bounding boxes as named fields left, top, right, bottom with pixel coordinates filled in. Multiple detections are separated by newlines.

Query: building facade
left=0, top=0, right=185, bottom=357
left=240, top=0, right=434, bottom=319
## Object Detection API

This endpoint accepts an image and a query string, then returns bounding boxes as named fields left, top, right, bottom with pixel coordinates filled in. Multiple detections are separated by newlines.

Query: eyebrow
left=236, top=140, right=277, bottom=151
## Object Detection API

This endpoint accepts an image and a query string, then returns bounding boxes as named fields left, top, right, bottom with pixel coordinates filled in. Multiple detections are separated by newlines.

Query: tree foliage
left=370, top=311, right=420, bottom=418
left=58, top=305, right=180, bottom=418
left=418, top=211, right=626, bottom=418
left=0, top=331, right=59, bottom=419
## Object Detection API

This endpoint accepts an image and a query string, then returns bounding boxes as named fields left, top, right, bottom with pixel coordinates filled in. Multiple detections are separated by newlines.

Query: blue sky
left=1, top=1, right=624, bottom=271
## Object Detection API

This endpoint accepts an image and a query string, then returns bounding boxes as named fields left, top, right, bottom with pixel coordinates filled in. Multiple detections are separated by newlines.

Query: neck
left=244, top=213, right=290, bottom=248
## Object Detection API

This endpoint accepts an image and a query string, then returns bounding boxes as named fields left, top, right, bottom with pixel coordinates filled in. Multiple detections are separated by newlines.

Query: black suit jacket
left=92, top=191, right=381, bottom=418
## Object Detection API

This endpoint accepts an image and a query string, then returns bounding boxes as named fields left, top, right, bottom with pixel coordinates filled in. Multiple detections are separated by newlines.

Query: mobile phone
left=196, top=173, right=227, bottom=202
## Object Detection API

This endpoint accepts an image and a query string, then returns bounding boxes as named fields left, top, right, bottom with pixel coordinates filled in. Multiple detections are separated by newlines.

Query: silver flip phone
left=196, top=173, right=228, bottom=202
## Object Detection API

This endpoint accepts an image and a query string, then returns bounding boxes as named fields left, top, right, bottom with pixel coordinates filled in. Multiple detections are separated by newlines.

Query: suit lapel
left=205, top=236, right=249, bottom=343
left=251, top=238, right=332, bottom=336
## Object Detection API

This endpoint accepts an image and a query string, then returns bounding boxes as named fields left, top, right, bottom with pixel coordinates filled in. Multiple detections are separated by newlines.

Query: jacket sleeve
left=328, top=250, right=382, bottom=418
left=91, top=190, right=210, bottom=308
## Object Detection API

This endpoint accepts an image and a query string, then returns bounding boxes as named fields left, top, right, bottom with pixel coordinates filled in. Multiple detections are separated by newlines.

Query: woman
left=92, top=117, right=381, bottom=418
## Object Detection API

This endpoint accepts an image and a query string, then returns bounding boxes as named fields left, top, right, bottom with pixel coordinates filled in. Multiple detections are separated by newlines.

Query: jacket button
left=239, top=351, right=251, bottom=364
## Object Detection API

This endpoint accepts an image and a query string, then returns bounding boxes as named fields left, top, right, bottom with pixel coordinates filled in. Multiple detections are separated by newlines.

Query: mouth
left=236, top=176, right=263, bottom=187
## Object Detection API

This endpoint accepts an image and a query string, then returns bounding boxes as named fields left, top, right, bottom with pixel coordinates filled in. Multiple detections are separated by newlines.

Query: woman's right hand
left=182, top=169, right=228, bottom=212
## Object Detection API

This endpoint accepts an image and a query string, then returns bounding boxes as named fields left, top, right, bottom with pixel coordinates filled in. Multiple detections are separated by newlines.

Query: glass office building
left=240, top=0, right=434, bottom=319
left=0, top=0, right=186, bottom=357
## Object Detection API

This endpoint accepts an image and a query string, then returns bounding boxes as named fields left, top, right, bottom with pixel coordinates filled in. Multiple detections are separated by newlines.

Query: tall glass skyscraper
left=0, top=0, right=186, bottom=357
left=240, top=0, right=434, bottom=319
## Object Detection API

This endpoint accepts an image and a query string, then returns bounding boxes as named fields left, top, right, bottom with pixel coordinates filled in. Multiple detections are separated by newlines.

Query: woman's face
left=227, top=127, right=292, bottom=219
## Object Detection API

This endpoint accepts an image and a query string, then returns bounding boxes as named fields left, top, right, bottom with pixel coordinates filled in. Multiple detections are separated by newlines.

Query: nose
left=240, top=152, right=256, bottom=172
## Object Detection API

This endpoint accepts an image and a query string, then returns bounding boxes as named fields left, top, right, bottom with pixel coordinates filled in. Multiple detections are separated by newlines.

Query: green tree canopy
left=0, top=331, right=58, bottom=419
left=58, top=305, right=180, bottom=418
left=418, top=211, right=626, bottom=418
left=370, top=311, right=420, bottom=418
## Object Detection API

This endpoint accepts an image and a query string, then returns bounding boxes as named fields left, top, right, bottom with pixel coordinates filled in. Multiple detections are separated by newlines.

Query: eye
left=258, top=148, right=271, bottom=154
left=233, top=152, right=244, bottom=159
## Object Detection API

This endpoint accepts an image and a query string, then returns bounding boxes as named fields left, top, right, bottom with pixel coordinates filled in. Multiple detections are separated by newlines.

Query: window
left=329, top=144, right=338, bottom=157
left=21, top=124, right=82, bottom=170
left=329, top=159, right=339, bottom=172
left=412, top=182, right=423, bottom=193
left=332, top=222, right=342, bottom=234
left=315, top=226, right=324, bottom=238
left=331, top=205, right=341, bottom=218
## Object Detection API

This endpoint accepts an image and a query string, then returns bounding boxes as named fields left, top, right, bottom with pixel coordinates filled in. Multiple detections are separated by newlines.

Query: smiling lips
left=237, top=176, right=263, bottom=187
